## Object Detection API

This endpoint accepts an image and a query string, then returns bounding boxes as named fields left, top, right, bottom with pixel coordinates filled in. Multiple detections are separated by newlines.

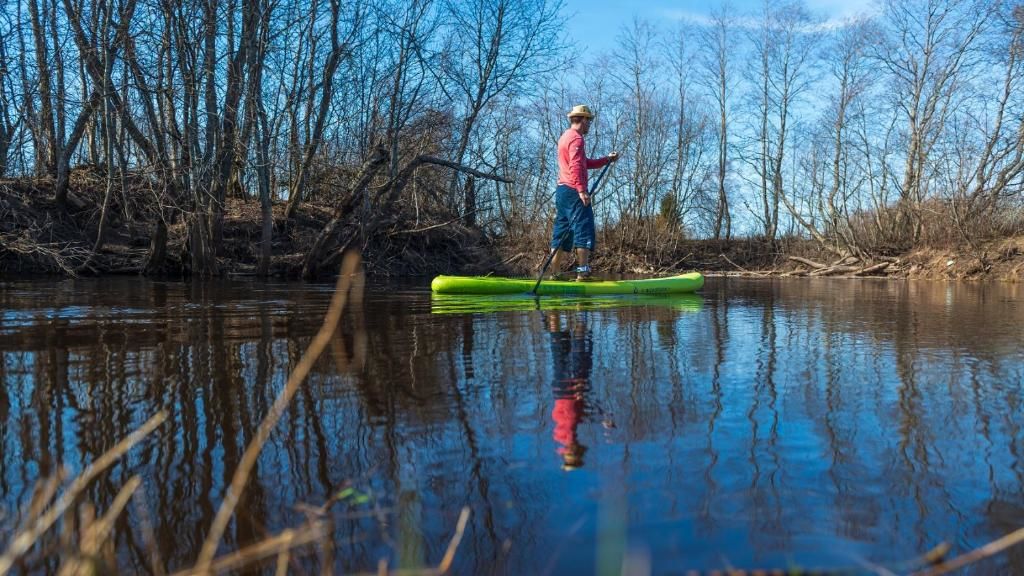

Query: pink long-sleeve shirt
left=557, top=128, right=609, bottom=193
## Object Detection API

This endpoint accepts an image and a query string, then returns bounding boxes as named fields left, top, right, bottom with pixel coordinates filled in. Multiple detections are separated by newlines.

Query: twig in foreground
left=194, top=251, right=364, bottom=570
left=912, top=527, right=1024, bottom=576
left=176, top=523, right=326, bottom=576
left=437, top=507, right=471, bottom=574
left=60, top=476, right=143, bottom=575
left=0, top=411, right=168, bottom=575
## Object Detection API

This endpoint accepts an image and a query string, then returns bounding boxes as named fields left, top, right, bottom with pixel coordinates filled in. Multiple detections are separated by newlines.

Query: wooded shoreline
left=1, top=1, right=1022, bottom=286
left=3, top=173, right=1021, bottom=282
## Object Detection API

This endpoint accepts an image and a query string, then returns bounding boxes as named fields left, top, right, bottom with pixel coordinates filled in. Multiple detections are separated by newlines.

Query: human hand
left=608, top=151, right=620, bottom=163
left=578, top=190, right=591, bottom=206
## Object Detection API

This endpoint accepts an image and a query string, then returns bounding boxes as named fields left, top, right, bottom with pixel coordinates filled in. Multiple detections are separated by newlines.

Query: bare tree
left=60, top=0, right=147, bottom=208
left=614, top=17, right=674, bottom=243
left=436, top=0, right=564, bottom=218
left=283, top=0, right=359, bottom=218
left=243, top=0, right=273, bottom=276
left=699, top=5, right=735, bottom=240
left=208, top=0, right=262, bottom=250
left=874, top=0, right=993, bottom=245
left=813, top=18, right=877, bottom=255
left=744, top=0, right=817, bottom=241
left=946, top=3, right=1024, bottom=245
left=665, top=21, right=712, bottom=238
left=0, top=13, right=20, bottom=177
left=26, top=0, right=56, bottom=175
left=379, top=0, right=437, bottom=178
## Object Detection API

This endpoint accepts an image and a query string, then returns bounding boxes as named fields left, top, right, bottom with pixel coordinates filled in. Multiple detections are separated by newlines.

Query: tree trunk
left=144, top=216, right=169, bottom=275
left=258, top=188, right=273, bottom=276
left=463, top=177, right=476, bottom=226
left=249, top=2, right=273, bottom=276
left=27, top=0, right=56, bottom=176
left=284, top=0, right=347, bottom=219
left=207, top=0, right=256, bottom=253
left=0, top=31, right=12, bottom=177
left=54, top=90, right=102, bottom=206
left=188, top=215, right=218, bottom=276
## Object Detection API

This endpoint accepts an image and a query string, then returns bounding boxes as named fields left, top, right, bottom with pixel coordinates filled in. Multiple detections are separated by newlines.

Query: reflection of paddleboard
left=430, top=273, right=704, bottom=296
left=430, top=293, right=704, bottom=314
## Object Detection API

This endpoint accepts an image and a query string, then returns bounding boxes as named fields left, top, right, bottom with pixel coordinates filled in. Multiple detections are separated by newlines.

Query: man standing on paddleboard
left=549, top=105, right=620, bottom=281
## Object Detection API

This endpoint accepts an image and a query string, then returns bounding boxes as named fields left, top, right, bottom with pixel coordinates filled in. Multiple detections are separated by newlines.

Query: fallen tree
left=301, top=146, right=513, bottom=280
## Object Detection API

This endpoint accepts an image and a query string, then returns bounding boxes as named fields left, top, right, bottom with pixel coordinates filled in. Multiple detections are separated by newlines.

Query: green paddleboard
left=430, top=272, right=704, bottom=296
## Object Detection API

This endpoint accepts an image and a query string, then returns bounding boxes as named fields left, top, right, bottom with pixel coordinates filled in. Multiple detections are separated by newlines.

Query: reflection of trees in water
left=658, top=279, right=1024, bottom=567
left=790, top=280, right=1020, bottom=562
left=699, top=286, right=726, bottom=538
left=2, top=278, right=1024, bottom=571
left=331, top=307, right=549, bottom=571
left=971, top=353, right=1024, bottom=573
left=747, top=292, right=784, bottom=549
left=892, top=297, right=939, bottom=551
left=821, top=330, right=882, bottom=544
left=448, top=315, right=502, bottom=567
left=0, top=281, right=345, bottom=570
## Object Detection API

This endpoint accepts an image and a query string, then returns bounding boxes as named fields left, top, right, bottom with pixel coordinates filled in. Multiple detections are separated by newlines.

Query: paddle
left=532, top=162, right=613, bottom=294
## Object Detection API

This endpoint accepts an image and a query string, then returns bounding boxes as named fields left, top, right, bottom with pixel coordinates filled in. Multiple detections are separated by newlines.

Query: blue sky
left=561, top=0, right=881, bottom=54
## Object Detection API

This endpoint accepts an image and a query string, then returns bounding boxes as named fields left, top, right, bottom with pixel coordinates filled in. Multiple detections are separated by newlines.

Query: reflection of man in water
left=546, top=312, right=593, bottom=470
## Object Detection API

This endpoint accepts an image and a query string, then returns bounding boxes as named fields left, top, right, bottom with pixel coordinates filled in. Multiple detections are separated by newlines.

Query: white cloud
left=661, top=9, right=715, bottom=27
left=804, top=0, right=879, bottom=19
left=661, top=0, right=881, bottom=31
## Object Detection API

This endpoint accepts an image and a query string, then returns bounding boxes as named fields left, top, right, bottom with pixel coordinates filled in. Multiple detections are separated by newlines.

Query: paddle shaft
left=532, top=162, right=613, bottom=294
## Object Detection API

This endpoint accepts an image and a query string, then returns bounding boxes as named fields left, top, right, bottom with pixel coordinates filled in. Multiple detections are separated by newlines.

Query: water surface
left=1, top=277, right=1022, bottom=574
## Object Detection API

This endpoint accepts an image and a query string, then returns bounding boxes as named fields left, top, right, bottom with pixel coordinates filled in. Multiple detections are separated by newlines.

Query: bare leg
left=574, top=248, right=591, bottom=279
left=549, top=249, right=572, bottom=276
left=575, top=248, right=590, bottom=267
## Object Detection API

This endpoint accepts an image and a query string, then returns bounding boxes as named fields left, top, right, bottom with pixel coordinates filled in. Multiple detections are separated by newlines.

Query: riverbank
left=0, top=172, right=492, bottom=279
left=2, top=176, right=1021, bottom=281
left=497, top=233, right=1024, bottom=282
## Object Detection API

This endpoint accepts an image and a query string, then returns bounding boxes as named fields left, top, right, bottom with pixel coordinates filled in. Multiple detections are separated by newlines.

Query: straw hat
left=567, top=104, right=594, bottom=120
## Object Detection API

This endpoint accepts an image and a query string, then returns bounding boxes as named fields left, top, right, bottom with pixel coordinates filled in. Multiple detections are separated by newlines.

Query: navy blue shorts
left=550, top=185, right=595, bottom=252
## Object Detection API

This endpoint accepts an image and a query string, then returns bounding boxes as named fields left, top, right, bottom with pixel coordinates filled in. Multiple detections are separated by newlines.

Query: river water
left=1, top=277, right=1022, bottom=574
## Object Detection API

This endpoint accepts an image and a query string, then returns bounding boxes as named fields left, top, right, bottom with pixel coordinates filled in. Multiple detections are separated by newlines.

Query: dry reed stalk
left=194, top=251, right=364, bottom=570
left=912, top=527, right=1024, bottom=575
left=0, top=411, right=168, bottom=575
left=24, top=473, right=65, bottom=531
left=175, top=524, right=326, bottom=576
left=436, top=506, right=471, bottom=574
left=274, top=544, right=291, bottom=576
left=58, top=476, right=142, bottom=576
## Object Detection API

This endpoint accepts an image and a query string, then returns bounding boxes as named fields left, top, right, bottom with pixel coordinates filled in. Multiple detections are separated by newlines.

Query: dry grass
left=0, top=412, right=168, bottom=574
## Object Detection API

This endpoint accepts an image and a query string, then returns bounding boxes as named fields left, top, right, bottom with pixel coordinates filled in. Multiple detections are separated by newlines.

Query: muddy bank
left=2, top=176, right=1021, bottom=281
left=692, top=237, right=1024, bottom=282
